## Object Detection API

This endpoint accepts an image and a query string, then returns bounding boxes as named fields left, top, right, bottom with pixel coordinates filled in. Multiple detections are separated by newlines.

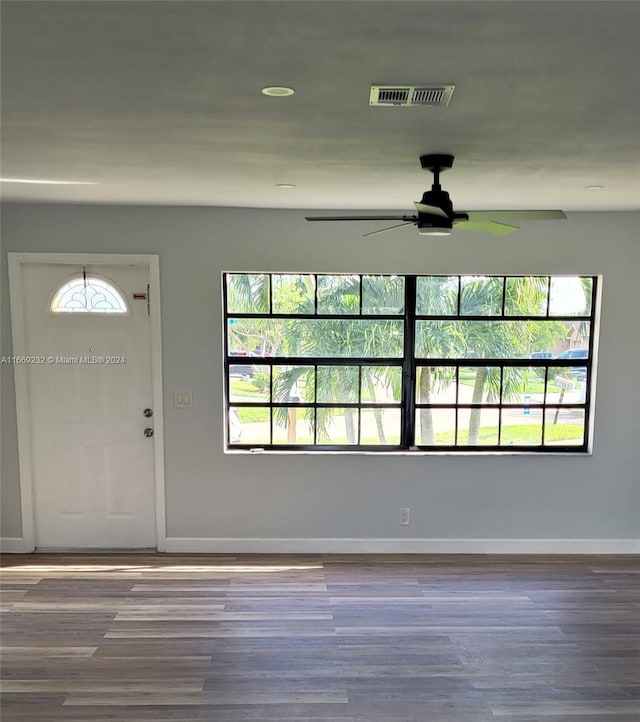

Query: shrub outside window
left=224, top=274, right=597, bottom=452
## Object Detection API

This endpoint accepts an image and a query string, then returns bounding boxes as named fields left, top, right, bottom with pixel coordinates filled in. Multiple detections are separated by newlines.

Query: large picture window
left=224, top=274, right=597, bottom=452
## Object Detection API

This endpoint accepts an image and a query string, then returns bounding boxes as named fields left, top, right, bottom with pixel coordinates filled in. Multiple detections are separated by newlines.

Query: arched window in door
left=50, top=275, right=128, bottom=314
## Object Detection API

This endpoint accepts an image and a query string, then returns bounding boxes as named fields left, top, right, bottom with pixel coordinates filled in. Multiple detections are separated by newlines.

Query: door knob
left=144, top=427, right=154, bottom=438
left=143, top=408, right=153, bottom=418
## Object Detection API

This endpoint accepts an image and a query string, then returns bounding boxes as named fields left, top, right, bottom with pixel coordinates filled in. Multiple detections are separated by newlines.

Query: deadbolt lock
left=144, top=427, right=154, bottom=438
left=143, top=408, right=153, bottom=418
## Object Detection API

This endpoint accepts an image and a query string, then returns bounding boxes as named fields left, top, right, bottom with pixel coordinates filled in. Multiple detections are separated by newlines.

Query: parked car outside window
left=229, top=350, right=253, bottom=378
left=555, top=348, right=588, bottom=381
left=555, top=348, right=588, bottom=360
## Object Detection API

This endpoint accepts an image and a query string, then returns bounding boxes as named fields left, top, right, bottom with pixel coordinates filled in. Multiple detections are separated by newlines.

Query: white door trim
left=8, top=253, right=166, bottom=552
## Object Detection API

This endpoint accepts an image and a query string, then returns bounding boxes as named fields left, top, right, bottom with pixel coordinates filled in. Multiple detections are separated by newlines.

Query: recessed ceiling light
left=275, top=183, right=296, bottom=188
left=585, top=185, right=605, bottom=190
left=0, top=177, right=97, bottom=185
left=261, top=86, right=295, bottom=97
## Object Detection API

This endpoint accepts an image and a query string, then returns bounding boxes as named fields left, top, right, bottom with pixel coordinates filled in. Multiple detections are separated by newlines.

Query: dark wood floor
left=1, top=553, right=639, bottom=721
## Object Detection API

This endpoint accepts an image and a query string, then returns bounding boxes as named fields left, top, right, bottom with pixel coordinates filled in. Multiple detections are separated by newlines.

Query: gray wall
left=1, top=204, right=639, bottom=543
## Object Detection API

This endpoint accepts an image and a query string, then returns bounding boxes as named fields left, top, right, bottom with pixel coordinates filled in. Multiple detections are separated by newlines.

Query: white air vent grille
left=412, top=88, right=444, bottom=104
left=378, top=88, right=410, bottom=104
left=370, top=85, right=455, bottom=107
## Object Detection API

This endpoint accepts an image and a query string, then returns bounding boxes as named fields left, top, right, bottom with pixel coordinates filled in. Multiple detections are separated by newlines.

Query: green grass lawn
left=301, top=424, right=582, bottom=446
left=230, top=377, right=270, bottom=421
left=430, top=424, right=582, bottom=445
left=236, top=407, right=270, bottom=423
left=235, top=415, right=582, bottom=446
left=236, top=406, right=346, bottom=424
left=230, top=378, right=267, bottom=399
left=457, top=372, right=566, bottom=395
left=232, top=376, right=582, bottom=444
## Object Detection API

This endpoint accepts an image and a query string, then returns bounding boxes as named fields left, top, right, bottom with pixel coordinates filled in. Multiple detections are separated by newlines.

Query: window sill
left=224, top=447, right=592, bottom=457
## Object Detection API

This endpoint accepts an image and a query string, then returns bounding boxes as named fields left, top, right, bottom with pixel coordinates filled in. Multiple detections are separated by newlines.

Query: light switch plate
left=174, top=390, right=193, bottom=408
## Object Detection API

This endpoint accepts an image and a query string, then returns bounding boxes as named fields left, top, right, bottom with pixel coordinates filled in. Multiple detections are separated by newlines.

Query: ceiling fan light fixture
left=418, top=226, right=452, bottom=236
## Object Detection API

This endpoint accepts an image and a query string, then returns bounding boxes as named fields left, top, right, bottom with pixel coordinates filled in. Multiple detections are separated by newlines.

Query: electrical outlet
left=399, top=507, right=410, bottom=526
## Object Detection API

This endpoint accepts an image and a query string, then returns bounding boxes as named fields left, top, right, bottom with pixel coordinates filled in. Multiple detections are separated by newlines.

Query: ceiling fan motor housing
left=419, top=188, right=454, bottom=228
left=418, top=154, right=456, bottom=229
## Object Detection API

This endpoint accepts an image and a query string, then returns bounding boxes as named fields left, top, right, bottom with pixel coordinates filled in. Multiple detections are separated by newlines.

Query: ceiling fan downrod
left=420, top=153, right=455, bottom=186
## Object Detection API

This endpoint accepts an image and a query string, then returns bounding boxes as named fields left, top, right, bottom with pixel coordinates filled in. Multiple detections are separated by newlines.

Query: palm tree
left=272, top=274, right=404, bottom=443
left=226, top=273, right=271, bottom=355
left=414, top=276, right=460, bottom=444
left=457, top=276, right=560, bottom=444
left=227, top=273, right=570, bottom=446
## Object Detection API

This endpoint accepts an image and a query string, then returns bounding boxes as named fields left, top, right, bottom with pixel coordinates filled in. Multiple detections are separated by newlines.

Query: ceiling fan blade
left=414, top=202, right=448, bottom=218
left=362, top=221, right=415, bottom=237
left=305, top=215, right=416, bottom=222
left=455, top=220, right=520, bottom=235
left=464, top=210, right=567, bottom=222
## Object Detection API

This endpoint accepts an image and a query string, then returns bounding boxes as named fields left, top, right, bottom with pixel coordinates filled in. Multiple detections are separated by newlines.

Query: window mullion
left=223, top=273, right=231, bottom=444
left=401, top=275, right=417, bottom=448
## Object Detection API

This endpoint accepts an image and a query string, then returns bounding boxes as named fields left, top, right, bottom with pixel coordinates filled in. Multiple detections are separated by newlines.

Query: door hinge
left=133, top=284, right=151, bottom=315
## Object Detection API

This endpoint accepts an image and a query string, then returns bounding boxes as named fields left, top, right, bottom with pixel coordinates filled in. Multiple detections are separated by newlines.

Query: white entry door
left=20, top=263, right=157, bottom=549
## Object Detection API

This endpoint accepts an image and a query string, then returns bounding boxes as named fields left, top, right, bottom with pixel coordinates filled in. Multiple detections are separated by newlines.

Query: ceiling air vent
left=369, top=84, right=455, bottom=107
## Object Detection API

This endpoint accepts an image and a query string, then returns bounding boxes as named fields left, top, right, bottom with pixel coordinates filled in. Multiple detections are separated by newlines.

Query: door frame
left=8, top=253, right=167, bottom=552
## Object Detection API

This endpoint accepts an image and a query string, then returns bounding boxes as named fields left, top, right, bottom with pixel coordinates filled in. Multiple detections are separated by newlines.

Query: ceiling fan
left=305, top=154, right=567, bottom=236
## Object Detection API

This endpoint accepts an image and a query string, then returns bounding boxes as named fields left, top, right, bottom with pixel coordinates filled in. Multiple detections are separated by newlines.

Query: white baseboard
left=164, top=537, right=640, bottom=555
left=3, top=536, right=638, bottom=555
left=0, top=537, right=30, bottom=553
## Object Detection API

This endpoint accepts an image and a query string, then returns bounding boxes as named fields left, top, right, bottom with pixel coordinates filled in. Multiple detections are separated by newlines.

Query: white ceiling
left=1, top=1, right=639, bottom=211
